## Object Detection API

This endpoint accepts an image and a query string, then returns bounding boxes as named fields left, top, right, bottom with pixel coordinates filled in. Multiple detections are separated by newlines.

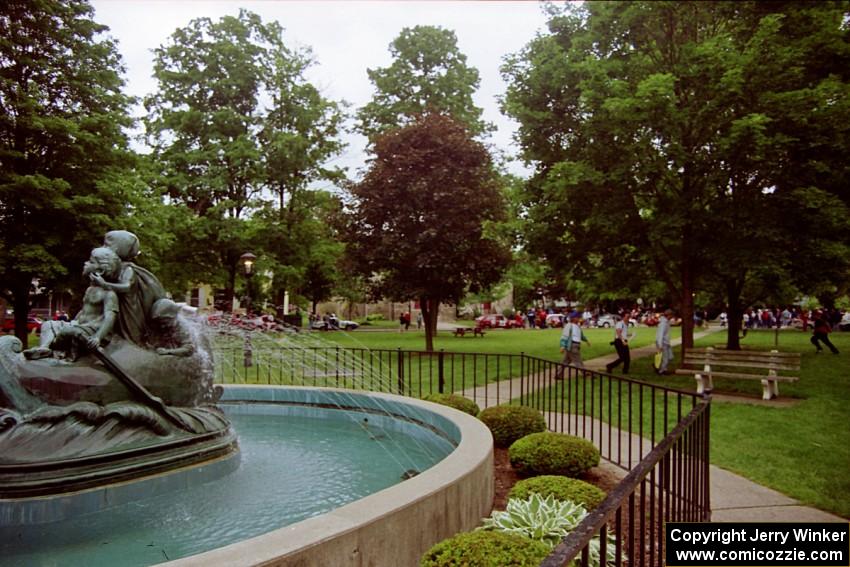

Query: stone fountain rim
left=160, top=384, right=494, bottom=567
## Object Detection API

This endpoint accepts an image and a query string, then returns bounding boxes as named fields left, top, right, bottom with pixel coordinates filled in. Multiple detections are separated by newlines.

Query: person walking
left=655, top=309, right=674, bottom=375
left=556, top=312, right=591, bottom=378
left=606, top=313, right=635, bottom=374
left=527, top=308, right=536, bottom=329
left=811, top=311, right=839, bottom=354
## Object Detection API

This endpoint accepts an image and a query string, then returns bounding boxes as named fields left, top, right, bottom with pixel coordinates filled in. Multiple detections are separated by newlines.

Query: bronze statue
left=24, top=247, right=122, bottom=361
left=0, top=231, right=236, bottom=499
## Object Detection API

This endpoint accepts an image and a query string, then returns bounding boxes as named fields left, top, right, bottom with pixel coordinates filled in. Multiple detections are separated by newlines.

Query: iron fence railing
left=214, top=345, right=711, bottom=566
left=541, top=401, right=711, bottom=567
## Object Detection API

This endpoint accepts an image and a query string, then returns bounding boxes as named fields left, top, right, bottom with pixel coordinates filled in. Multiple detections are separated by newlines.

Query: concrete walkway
left=458, top=327, right=720, bottom=408
left=456, top=327, right=847, bottom=523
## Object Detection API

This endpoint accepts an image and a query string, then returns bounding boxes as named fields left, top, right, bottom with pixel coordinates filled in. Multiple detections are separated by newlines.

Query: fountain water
left=0, top=232, right=493, bottom=566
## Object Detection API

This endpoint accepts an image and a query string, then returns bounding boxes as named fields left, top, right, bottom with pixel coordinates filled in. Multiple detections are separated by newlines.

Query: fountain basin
left=164, top=385, right=494, bottom=567
left=2, top=386, right=494, bottom=567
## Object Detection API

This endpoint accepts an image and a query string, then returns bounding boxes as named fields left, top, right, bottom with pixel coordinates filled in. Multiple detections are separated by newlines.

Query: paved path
left=458, top=327, right=720, bottom=409
left=456, top=327, right=846, bottom=522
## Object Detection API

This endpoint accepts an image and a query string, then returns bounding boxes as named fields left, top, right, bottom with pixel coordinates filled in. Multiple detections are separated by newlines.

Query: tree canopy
left=357, top=25, right=490, bottom=142
left=0, top=0, right=135, bottom=340
left=502, top=0, right=850, bottom=348
left=144, top=9, right=346, bottom=310
left=341, top=113, right=511, bottom=350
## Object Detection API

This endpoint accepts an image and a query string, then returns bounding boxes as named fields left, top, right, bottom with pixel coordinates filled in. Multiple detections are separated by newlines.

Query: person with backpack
left=556, top=312, right=591, bottom=378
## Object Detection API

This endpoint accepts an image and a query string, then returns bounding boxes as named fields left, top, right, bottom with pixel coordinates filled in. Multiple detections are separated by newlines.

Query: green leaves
left=143, top=9, right=346, bottom=307
left=0, top=0, right=136, bottom=322
left=503, top=0, right=850, bottom=333
left=482, top=493, right=588, bottom=547
left=358, top=25, right=490, bottom=141
left=480, top=493, right=620, bottom=567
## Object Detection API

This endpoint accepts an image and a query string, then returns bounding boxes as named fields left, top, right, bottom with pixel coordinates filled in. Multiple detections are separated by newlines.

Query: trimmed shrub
left=509, top=432, right=600, bottom=477
left=478, top=405, right=547, bottom=448
left=423, top=393, right=481, bottom=416
left=420, top=530, right=549, bottom=567
left=508, top=475, right=606, bottom=510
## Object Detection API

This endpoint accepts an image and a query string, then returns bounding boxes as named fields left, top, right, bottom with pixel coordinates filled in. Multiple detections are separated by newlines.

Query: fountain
left=0, top=231, right=493, bottom=566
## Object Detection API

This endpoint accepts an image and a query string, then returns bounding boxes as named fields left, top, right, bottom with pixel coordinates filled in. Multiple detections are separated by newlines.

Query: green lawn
left=640, top=329, right=850, bottom=518
left=301, top=326, right=850, bottom=518
left=319, top=325, right=678, bottom=361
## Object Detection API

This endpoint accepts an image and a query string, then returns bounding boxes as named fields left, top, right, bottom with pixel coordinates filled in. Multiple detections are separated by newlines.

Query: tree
left=502, top=1, right=850, bottom=351
left=0, top=0, right=135, bottom=342
left=254, top=189, right=344, bottom=315
left=342, top=113, right=512, bottom=351
left=144, top=10, right=345, bottom=309
left=357, top=25, right=490, bottom=141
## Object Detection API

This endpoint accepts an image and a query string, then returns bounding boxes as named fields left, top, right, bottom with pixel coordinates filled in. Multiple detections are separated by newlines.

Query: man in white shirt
left=556, top=312, right=591, bottom=378
left=655, top=309, right=674, bottom=374
left=606, top=313, right=635, bottom=374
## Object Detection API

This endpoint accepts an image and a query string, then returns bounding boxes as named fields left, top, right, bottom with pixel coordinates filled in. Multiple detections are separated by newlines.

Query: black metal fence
left=215, top=345, right=711, bottom=566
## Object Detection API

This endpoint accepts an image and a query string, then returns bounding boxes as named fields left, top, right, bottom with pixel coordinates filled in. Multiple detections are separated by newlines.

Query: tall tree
left=342, top=113, right=512, bottom=351
left=0, top=0, right=135, bottom=341
left=502, top=1, right=850, bottom=351
left=144, top=10, right=345, bottom=308
left=357, top=25, right=490, bottom=141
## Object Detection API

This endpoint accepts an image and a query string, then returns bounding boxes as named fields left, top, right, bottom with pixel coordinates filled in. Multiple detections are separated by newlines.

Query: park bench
left=453, top=327, right=485, bottom=338
left=675, top=347, right=800, bottom=400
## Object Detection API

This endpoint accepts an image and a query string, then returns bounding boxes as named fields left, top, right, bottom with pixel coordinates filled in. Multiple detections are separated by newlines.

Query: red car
left=2, top=315, right=43, bottom=334
left=474, top=314, right=521, bottom=329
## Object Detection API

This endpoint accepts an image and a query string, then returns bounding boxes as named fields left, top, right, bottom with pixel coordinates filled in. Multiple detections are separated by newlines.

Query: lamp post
left=239, top=252, right=256, bottom=368
left=239, top=252, right=256, bottom=315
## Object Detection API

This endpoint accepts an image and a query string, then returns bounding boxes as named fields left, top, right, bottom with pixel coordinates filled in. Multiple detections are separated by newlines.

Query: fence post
left=242, top=332, right=253, bottom=369
left=438, top=349, right=445, bottom=394
left=397, top=347, right=404, bottom=395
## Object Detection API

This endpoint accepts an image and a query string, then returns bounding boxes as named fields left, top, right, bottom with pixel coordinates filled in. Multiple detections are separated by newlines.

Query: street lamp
left=239, top=252, right=256, bottom=315
left=239, top=252, right=256, bottom=369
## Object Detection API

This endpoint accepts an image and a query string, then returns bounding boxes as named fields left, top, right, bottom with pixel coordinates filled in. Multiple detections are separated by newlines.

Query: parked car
left=2, top=315, right=43, bottom=334
left=595, top=314, right=636, bottom=328
left=475, top=314, right=521, bottom=329
left=309, top=318, right=360, bottom=331
left=839, top=312, right=850, bottom=332
left=545, top=313, right=566, bottom=328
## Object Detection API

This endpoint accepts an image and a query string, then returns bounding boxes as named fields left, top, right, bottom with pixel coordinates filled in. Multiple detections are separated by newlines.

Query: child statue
left=89, top=230, right=166, bottom=345
left=24, top=247, right=122, bottom=361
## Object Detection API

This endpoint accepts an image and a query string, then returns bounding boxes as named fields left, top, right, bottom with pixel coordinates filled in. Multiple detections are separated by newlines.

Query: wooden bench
left=675, top=347, right=800, bottom=400
left=453, top=327, right=485, bottom=338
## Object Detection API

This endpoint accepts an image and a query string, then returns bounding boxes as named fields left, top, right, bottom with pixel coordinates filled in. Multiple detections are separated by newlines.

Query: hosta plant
left=480, top=493, right=587, bottom=547
left=480, top=494, right=620, bottom=567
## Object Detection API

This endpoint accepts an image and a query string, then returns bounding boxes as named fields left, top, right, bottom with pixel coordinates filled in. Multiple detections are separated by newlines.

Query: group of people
left=556, top=308, right=675, bottom=376
left=396, top=311, right=424, bottom=332
left=556, top=302, right=841, bottom=375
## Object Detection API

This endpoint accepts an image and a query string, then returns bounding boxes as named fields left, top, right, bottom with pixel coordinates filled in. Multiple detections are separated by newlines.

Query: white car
left=595, top=314, right=636, bottom=328
left=309, top=318, right=359, bottom=331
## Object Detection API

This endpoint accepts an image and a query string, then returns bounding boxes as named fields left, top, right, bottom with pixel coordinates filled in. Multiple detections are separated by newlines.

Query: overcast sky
left=90, top=1, right=551, bottom=181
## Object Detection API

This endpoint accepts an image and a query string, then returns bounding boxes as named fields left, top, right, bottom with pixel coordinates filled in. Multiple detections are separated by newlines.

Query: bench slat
left=682, top=358, right=799, bottom=371
left=675, top=369, right=799, bottom=382
left=690, top=348, right=800, bottom=358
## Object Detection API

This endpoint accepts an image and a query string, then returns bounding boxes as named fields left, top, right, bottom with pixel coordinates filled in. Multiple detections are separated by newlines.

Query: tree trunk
left=226, top=267, right=237, bottom=312
left=420, top=296, right=439, bottom=352
left=725, top=280, right=744, bottom=351
left=679, top=261, right=695, bottom=352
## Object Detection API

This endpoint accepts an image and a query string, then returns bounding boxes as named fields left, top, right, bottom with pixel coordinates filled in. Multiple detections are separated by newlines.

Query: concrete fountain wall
left=163, top=385, right=494, bottom=567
